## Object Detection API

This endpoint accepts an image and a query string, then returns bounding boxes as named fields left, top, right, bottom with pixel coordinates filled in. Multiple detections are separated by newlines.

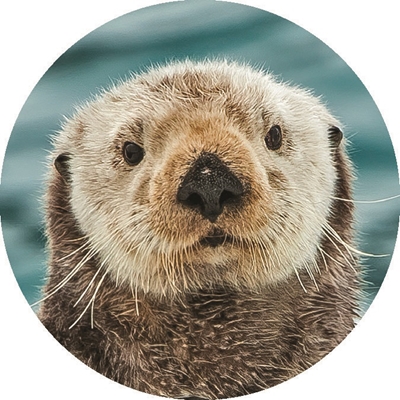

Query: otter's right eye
left=265, top=125, right=282, bottom=151
left=123, top=142, right=144, bottom=166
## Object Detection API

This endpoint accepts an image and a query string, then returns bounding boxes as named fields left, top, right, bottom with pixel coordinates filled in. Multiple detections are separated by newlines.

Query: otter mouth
left=199, top=229, right=234, bottom=248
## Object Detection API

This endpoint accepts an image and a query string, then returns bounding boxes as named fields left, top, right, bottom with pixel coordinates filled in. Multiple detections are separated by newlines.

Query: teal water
left=1, top=1, right=399, bottom=309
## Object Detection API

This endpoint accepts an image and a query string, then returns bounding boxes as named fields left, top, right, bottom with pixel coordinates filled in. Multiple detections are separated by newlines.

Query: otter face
left=52, top=61, right=344, bottom=296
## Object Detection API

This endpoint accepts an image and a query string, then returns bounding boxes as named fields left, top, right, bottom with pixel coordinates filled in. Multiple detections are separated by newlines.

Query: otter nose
left=177, top=152, right=244, bottom=222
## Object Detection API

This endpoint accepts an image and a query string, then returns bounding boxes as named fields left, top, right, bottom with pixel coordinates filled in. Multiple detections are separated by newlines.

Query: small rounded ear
left=54, top=153, right=71, bottom=182
left=328, top=126, right=343, bottom=148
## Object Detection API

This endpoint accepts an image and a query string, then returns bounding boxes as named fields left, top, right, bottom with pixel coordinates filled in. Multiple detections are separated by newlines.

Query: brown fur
left=38, top=61, right=359, bottom=399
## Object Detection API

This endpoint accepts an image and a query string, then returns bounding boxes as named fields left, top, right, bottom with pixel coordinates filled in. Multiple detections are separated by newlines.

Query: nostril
left=219, top=189, right=238, bottom=207
left=185, top=192, right=204, bottom=209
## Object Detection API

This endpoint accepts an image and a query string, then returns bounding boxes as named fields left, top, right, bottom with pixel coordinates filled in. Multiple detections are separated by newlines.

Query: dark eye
left=123, top=142, right=144, bottom=166
left=265, top=125, right=282, bottom=150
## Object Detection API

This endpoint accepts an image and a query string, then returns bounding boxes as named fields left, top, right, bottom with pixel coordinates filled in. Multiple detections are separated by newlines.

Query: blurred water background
left=1, top=1, right=399, bottom=312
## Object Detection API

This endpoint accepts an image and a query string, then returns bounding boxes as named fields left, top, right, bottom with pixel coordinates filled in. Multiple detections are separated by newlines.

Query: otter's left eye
left=265, top=125, right=282, bottom=150
left=123, top=142, right=144, bottom=166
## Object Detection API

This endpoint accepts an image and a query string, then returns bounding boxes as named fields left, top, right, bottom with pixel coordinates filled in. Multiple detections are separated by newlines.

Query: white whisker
left=322, top=225, right=356, bottom=273
left=331, top=194, right=400, bottom=204
left=90, top=271, right=108, bottom=329
left=73, top=265, right=104, bottom=307
left=30, top=244, right=96, bottom=307
left=294, top=267, right=307, bottom=293
left=57, top=240, right=90, bottom=262
left=324, top=222, right=388, bottom=258
left=69, top=271, right=107, bottom=330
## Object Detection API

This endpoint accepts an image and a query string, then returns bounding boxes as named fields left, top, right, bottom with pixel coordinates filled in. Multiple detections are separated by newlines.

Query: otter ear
left=328, top=126, right=343, bottom=148
left=54, top=153, right=72, bottom=182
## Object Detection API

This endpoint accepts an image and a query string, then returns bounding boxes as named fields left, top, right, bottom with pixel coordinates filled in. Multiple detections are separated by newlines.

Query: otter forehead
left=60, top=61, right=331, bottom=150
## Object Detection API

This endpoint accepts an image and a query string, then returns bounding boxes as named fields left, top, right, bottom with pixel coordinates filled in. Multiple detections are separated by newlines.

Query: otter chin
left=38, top=60, right=359, bottom=399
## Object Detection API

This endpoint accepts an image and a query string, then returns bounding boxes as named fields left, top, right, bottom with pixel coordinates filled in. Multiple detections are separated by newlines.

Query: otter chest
left=121, top=294, right=294, bottom=397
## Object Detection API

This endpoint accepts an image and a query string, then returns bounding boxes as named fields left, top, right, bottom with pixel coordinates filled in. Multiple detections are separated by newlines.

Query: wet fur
left=39, top=60, right=359, bottom=399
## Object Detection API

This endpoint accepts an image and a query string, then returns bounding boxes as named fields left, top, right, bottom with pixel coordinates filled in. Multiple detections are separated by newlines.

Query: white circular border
left=1, top=1, right=399, bottom=399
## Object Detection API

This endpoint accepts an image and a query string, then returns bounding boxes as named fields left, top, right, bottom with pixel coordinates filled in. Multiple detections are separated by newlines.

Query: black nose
left=177, top=152, right=244, bottom=222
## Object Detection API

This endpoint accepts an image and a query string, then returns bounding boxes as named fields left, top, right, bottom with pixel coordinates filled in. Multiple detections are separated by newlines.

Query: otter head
left=49, top=60, right=348, bottom=297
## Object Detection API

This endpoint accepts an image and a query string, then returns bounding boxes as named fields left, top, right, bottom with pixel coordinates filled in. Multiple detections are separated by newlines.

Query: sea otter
left=38, top=60, right=359, bottom=399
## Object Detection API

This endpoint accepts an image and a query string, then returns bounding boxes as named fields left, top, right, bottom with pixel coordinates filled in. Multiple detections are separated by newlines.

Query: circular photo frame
left=1, top=1, right=399, bottom=399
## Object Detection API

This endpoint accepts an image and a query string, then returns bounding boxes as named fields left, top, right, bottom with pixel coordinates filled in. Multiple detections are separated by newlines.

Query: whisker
left=323, top=224, right=355, bottom=260
left=30, top=244, right=96, bottom=307
left=57, top=240, right=90, bottom=262
left=69, top=271, right=107, bottom=330
left=307, top=259, right=320, bottom=291
left=293, top=267, right=307, bottom=293
left=322, top=225, right=356, bottom=273
left=323, top=222, right=388, bottom=258
left=317, top=245, right=328, bottom=271
left=135, top=284, right=139, bottom=316
left=318, top=246, right=347, bottom=270
left=331, top=194, right=400, bottom=204
left=73, top=265, right=104, bottom=307
left=90, top=271, right=108, bottom=329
